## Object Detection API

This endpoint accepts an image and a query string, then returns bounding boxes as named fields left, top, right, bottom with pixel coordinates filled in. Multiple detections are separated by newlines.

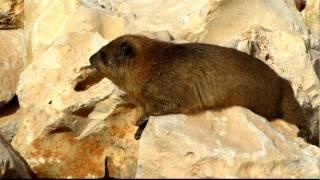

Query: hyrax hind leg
left=280, top=81, right=311, bottom=140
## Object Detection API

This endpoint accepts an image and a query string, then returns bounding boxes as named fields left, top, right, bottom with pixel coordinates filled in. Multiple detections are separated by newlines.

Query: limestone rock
left=81, top=0, right=214, bottom=40
left=0, top=30, right=24, bottom=107
left=12, top=30, right=139, bottom=178
left=11, top=0, right=320, bottom=178
left=193, top=0, right=308, bottom=43
left=24, top=0, right=101, bottom=64
left=0, top=119, right=19, bottom=142
left=0, top=0, right=24, bottom=29
left=136, top=107, right=320, bottom=178
left=11, top=0, right=140, bottom=178
left=302, top=0, right=320, bottom=35
left=12, top=104, right=138, bottom=178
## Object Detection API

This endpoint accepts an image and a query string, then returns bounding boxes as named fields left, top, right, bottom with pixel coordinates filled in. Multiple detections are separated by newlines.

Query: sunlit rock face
left=0, top=0, right=318, bottom=178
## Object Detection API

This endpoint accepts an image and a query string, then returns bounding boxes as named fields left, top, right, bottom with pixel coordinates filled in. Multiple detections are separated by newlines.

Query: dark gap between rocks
left=71, top=106, right=95, bottom=118
left=48, top=126, right=73, bottom=134
left=104, top=157, right=110, bottom=178
left=295, top=0, right=306, bottom=12
left=104, top=157, right=116, bottom=179
left=74, top=71, right=105, bottom=91
left=313, top=59, right=320, bottom=80
left=0, top=95, right=20, bottom=118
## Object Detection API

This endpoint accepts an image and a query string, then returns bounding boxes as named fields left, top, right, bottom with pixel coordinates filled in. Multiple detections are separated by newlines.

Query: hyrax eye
left=100, top=51, right=107, bottom=59
left=116, top=42, right=134, bottom=61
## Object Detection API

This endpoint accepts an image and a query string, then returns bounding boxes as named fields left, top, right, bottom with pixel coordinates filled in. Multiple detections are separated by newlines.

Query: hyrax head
left=89, top=35, right=139, bottom=78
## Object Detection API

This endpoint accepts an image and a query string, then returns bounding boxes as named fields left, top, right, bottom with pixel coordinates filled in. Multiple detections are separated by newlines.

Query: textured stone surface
left=23, top=0, right=100, bottom=64
left=0, top=30, right=24, bottom=107
left=81, top=0, right=214, bottom=40
left=12, top=0, right=140, bottom=178
left=302, top=0, right=320, bottom=35
left=136, top=107, right=320, bottom=178
left=192, top=0, right=308, bottom=43
left=6, top=0, right=320, bottom=178
left=12, top=30, right=139, bottom=178
left=12, top=104, right=138, bottom=178
left=0, top=0, right=24, bottom=29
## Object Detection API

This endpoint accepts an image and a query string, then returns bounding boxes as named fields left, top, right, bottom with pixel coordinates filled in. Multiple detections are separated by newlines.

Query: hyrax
left=89, top=34, right=314, bottom=144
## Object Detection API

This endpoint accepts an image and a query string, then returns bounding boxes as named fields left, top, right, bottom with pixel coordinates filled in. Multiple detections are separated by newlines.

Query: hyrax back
left=89, top=35, right=313, bottom=143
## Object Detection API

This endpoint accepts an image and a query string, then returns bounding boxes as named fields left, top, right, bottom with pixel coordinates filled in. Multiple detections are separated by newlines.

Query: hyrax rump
left=89, top=34, right=314, bottom=143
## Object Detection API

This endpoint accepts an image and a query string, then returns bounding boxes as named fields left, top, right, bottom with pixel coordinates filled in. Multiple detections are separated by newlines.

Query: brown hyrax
left=89, top=34, right=315, bottom=144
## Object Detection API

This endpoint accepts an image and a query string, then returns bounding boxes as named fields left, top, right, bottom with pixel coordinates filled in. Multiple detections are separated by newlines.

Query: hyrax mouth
left=74, top=66, right=105, bottom=91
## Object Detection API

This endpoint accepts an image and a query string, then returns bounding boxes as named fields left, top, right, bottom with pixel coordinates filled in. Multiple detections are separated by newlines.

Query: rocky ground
left=0, top=0, right=319, bottom=178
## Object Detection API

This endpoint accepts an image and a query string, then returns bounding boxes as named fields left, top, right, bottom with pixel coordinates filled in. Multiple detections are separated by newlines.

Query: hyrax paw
left=134, top=116, right=149, bottom=140
left=298, top=128, right=312, bottom=140
left=134, top=127, right=144, bottom=140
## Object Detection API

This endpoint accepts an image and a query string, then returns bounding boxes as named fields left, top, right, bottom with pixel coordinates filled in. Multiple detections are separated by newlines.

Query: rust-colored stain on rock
left=28, top=133, right=106, bottom=178
left=17, top=105, right=138, bottom=178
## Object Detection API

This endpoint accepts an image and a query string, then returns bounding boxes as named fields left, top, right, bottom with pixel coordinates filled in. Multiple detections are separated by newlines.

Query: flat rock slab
left=136, top=107, right=320, bottom=178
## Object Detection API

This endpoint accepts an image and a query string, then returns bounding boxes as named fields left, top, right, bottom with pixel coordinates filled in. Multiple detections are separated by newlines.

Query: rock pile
left=0, top=0, right=319, bottom=178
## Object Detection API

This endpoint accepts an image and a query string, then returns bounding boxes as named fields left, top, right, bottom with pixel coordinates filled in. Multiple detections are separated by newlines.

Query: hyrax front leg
left=133, top=95, right=189, bottom=140
left=133, top=102, right=180, bottom=140
left=133, top=106, right=150, bottom=140
left=134, top=116, right=149, bottom=140
left=133, top=106, right=148, bottom=126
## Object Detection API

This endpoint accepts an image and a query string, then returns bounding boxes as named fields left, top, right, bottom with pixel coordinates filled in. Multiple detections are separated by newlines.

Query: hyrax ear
left=115, top=41, right=134, bottom=62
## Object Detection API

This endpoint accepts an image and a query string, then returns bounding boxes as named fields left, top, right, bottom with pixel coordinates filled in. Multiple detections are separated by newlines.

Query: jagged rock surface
left=0, top=30, right=24, bottom=107
left=0, top=0, right=317, bottom=178
left=0, top=0, right=24, bottom=29
left=136, top=107, right=320, bottom=178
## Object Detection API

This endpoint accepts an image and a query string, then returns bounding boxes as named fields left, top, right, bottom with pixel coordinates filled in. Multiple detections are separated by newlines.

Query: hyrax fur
left=90, top=34, right=316, bottom=144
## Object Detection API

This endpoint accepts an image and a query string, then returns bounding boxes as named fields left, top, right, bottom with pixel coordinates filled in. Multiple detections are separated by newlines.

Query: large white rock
left=0, top=30, right=24, bottom=107
left=12, top=30, right=139, bottom=178
left=10, top=0, right=320, bottom=178
left=136, top=107, right=320, bottom=178
left=23, top=0, right=102, bottom=64
left=81, top=0, right=214, bottom=40
left=13, top=1, right=138, bottom=178
left=302, top=0, right=320, bottom=35
left=197, top=0, right=308, bottom=43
